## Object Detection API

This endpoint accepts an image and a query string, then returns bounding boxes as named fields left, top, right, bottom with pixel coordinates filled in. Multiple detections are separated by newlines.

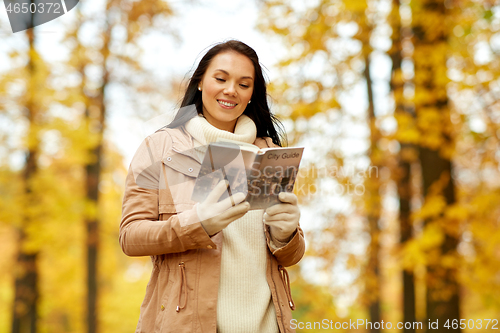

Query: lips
left=217, top=99, right=237, bottom=107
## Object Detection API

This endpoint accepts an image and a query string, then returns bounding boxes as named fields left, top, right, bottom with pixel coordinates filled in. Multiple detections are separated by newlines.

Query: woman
left=120, top=40, right=305, bottom=333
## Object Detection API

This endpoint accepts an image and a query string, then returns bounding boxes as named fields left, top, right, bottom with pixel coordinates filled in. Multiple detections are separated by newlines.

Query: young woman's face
left=199, top=51, right=255, bottom=132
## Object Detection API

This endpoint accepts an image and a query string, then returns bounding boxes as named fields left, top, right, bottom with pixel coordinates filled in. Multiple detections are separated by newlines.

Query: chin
left=216, top=111, right=243, bottom=122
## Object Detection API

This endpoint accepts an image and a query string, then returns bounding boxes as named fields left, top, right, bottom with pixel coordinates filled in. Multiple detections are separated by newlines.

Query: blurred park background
left=1, top=0, right=500, bottom=332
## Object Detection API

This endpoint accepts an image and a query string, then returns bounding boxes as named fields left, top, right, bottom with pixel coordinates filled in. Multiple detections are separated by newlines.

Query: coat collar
left=162, top=126, right=201, bottom=163
left=158, top=126, right=202, bottom=178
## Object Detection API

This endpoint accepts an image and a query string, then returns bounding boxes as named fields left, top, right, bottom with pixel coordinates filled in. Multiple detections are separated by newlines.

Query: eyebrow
left=215, top=69, right=254, bottom=81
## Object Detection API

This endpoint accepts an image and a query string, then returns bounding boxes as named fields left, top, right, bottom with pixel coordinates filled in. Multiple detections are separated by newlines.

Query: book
left=191, top=139, right=304, bottom=210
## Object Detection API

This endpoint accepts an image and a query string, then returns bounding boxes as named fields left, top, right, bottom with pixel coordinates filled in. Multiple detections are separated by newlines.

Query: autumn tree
left=409, top=0, right=461, bottom=329
left=352, top=2, right=384, bottom=329
left=1, top=26, right=91, bottom=331
left=388, top=0, right=417, bottom=330
left=445, top=0, right=500, bottom=315
left=8, top=25, right=49, bottom=333
left=258, top=1, right=389, bottom=328
left=0, top=0, right=178, bottom=332
left=59, top=1, right=175, bottom=331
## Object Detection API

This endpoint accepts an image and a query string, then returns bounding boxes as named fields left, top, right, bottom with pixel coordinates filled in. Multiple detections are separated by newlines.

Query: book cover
left=191, top=141, right=304, bottom=210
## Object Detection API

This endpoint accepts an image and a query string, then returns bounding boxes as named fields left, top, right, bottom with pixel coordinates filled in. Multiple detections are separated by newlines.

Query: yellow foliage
left=412, top=194, right=447, bottom=221
left=260, top=0, right=500, bottom=325
left=420, top=223, right=445, bottom=250
left=444, top=204, right=470, bottom=221
left=402, top=239, right=428, bottom=267
left=395, top=113, right=420, bottom=144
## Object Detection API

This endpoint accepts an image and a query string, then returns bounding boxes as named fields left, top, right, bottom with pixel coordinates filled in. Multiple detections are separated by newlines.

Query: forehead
left=206, top=51, right=255, bottom=78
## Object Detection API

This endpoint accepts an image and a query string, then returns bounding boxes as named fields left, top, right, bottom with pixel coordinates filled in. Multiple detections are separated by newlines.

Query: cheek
left=202, top=86, right=214, bottom=99
left=202, top=87, right=218, bottom=106
left=243, top=89, right=254, bottom=102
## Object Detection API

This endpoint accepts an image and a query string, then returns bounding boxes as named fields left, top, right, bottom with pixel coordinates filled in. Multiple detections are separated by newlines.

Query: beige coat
left=120, top=125, right=305, bottom=333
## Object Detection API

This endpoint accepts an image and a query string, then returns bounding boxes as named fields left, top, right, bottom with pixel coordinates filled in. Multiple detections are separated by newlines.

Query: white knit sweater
left=185, top=115, right=279, bottom=333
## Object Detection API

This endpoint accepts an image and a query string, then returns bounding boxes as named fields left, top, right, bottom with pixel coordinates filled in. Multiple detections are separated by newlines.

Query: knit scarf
left=185, top=114, right=257, bottom=146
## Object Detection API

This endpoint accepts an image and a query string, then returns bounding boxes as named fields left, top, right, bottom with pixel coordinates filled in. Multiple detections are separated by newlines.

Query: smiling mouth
left=218, top=100, right=237, bottom=107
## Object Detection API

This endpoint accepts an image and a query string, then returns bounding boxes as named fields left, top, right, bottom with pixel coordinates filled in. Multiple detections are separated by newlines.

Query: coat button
left=161, top=304, right=165, bottom=311
left=166, top=157, right=172, bottom=161
left=207, top=245, right=212, bottom=249
left=188, top=167, right=193, bottom=172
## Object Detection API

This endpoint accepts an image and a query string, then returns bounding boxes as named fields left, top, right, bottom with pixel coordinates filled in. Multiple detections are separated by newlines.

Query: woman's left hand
left=263, top=192, right=300, bottom=244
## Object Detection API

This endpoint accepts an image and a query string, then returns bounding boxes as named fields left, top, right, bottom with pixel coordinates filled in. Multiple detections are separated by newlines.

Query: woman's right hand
left=197, top=180, right=250, bottom=236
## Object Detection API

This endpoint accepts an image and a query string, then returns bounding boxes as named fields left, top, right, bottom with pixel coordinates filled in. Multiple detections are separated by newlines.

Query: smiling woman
left=198, top=51, right=254, bottom=132
left=119, top=40, right=305, bottom=333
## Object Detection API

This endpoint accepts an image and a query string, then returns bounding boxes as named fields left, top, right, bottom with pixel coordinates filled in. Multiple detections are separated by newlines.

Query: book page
left=246, top=147, right=304, bottom=209
left=191, top=142, right=256, bottom=204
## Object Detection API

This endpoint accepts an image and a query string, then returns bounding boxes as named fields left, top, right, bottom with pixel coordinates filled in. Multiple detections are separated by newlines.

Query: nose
left=223, top=82, right=237, bottom=96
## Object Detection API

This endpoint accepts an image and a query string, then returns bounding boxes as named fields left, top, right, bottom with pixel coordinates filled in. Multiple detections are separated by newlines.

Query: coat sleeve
left=265, top=225, right=305, bottom=267
left=254, top=136, right=306, bottom=267
left=119, top=134, right=216, bottom=257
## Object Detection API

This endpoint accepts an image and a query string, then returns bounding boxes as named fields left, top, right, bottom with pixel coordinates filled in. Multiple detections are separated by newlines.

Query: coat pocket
left=154, top=251, right=201, bottom=332
left=136, top=258, right=170, bottom=333
left=153, top=257, right=174, bottom=332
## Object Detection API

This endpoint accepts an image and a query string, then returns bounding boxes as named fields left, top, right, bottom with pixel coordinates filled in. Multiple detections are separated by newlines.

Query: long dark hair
left=167, top=40, right=285, bottom=147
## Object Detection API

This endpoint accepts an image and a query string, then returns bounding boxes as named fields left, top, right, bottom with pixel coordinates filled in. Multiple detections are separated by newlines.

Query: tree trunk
left=419, top=148, right=460, bottom=330
left=399, top=157, right=417, bottom=332
left=364, top=54, right=382, bottom=333
left=11, top=251, right=38, bottom=333
left=11, top=25, right=39, bottom=333
left=85, top=142, right=102, bottom=333
left=389, top=0, right=417, bottom=330
left=398, top=156, right=417, bottom=332
left=85, top=19, right=111, bottom=333
left=411, top=0, right=460, bottom=330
